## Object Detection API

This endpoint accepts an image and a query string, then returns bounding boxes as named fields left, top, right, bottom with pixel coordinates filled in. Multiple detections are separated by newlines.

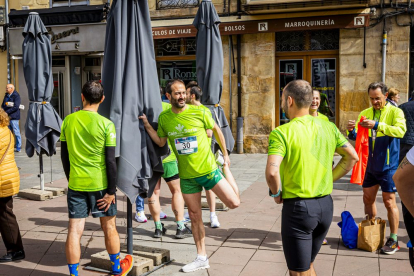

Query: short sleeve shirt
left=161, top=102, right=177, bottom=164
left=317, top=113, right=330, bottom=122
left=60, top=110, right=116, bottom=192
left=407, top=147, right=414, bottom=165
left=158, top=105, right=216, bottom=179
left=268, top=115, right=347, bottom=199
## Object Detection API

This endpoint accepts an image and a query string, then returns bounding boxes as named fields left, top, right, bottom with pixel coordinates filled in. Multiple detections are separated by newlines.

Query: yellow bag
left=357, top=216, right=386, bottom=252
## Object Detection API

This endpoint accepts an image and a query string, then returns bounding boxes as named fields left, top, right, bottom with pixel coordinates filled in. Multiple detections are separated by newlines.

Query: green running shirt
left=268, top=115, right=347, bottom=199
left=317, top=113, right=330, bottom=122
left=158, top=105, right=216, bottom=179
left=60, top=110, right=116, bottom=192
left=161, top=102, right=177, bottom=164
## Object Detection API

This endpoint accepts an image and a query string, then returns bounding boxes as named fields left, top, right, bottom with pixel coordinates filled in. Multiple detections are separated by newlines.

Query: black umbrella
left=193, top=0, right=235, bottom=153
left=22, top=12, right=62, bottom=190
left=101, top=0, right=167, bottom=253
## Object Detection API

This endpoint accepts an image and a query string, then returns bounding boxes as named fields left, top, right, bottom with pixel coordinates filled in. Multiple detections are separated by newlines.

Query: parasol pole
left=39, top=153, right=44, bottom=191
left=127, top=198, right=133, bottom=254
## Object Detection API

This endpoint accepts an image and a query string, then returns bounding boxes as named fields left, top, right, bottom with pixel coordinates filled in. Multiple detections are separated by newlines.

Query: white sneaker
left=215, top=150, right=224, bottom=167
left=160, top=211, right=167, bottom=219
left=210, top=214, right=220, bottom=228
left=182, top=257, right=210, bottom=273
left=184, top=211, right=191, bottom=222
left=135, top=212, right=147, bottom=223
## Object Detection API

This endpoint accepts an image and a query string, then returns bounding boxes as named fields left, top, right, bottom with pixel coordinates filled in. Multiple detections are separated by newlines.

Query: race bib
left=175, top=136, right=198, bottom=155
left=6, top=102, right=14, bottom=107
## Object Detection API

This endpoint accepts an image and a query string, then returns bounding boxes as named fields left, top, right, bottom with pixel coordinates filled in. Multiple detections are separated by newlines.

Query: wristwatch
left=269, top=189, right=281, bottom=198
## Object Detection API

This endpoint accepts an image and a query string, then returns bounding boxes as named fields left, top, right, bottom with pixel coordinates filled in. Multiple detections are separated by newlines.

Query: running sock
left=177, top=220, right=185, bottom=230
left=155, top=220, right=162, bottom=230
left=210, top=212, right=216, bottom=218
left=109, top=252, right=121, bottom=274
left=390, top=233, right=398, bottom=241
left=197, top=254, right=207, bottom=261
left=68, top=263, right=79, bottom=276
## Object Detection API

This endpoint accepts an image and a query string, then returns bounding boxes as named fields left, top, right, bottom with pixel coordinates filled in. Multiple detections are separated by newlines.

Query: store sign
left=160, top=67, right=197, bottom=80
left=151, top=14, right=369, bottom=39
left=9, top=23, right=107, bottom=55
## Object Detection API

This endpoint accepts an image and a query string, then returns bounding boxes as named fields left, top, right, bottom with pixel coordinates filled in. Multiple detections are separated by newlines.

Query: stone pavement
left=0, top=153, right=413, bottom=275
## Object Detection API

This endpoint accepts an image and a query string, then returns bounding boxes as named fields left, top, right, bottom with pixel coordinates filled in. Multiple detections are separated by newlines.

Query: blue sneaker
left=14, top=148, right=21, bottom=152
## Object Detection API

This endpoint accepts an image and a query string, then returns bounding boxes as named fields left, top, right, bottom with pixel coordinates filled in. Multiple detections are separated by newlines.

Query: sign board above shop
left=152, top=13, right=369, bottom=39
left=9, top=23, right=106, bottom=56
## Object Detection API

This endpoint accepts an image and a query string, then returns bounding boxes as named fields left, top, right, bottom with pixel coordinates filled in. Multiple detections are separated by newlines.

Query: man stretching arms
left=266, top=80, right=358, bottom=276
left=61, top=81, right=132, bottom=276
left=139, top=79, right=240, bottom=273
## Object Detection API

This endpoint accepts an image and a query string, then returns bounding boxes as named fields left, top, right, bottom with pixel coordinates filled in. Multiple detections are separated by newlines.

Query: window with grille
left=157, top=0, right=200, bottom=10
left=276, top=30, right=339, bottom=52
left=50, top=0, right=89, bottom=7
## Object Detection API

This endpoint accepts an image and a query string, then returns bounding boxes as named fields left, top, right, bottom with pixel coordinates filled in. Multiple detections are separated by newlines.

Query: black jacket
left=1, top=91, right=21, bottom=120
left=400, top=100, right=414, bottom=146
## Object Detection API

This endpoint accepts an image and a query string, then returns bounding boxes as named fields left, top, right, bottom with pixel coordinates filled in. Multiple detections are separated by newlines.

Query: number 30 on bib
left=175, top=136, right=198, bottom=155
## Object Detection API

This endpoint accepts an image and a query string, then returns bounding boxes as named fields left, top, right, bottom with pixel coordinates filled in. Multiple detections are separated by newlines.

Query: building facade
left=2, top=0, right=413, bottom=152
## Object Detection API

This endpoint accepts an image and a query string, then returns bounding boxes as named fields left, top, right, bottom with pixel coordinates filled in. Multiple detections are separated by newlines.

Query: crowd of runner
left=6, top=78, right=410, bottom=276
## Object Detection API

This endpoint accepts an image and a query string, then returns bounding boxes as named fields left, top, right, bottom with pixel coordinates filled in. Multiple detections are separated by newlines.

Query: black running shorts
left=67, top=188, right=117, bottom=219
left=281, top=195, right=333, bottom=272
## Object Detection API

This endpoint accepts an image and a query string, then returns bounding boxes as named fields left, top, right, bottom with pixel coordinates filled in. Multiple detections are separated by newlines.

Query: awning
left=9, top=5, right=107, bottom=27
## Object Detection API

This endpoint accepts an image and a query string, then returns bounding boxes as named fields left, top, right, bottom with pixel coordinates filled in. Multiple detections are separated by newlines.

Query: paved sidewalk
left=0, top=153, right=412, bottom=275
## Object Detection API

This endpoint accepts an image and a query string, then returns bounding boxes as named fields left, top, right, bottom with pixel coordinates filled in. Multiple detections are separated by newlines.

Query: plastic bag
left=350, top=116, right=369, bottom=185
left=338, top=211, right=359, bottom=249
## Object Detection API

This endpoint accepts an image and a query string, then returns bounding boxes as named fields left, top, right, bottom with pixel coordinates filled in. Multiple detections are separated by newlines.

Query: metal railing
left=157, top=0, right=200, bottom=10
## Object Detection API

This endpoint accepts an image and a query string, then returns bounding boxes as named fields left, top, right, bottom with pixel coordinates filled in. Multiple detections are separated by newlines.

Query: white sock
left=197, top=254, right=207, bottom=261
left=210, top=212, right=216, bottom=217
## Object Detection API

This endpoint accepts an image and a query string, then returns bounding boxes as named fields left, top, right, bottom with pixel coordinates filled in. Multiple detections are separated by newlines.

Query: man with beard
left=139, top=79, right=240, bottom=273
left=266, top=80, right=358, bottom=275
left=347, top=82, right=406, bottom=254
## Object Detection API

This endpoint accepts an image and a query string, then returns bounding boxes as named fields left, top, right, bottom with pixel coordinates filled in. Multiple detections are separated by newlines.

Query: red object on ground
left=350, top=116, right=369, bottom=185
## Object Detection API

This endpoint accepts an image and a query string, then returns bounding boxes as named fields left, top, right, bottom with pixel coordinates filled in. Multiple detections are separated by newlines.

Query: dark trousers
left=0, top=196, right=23, bottom=252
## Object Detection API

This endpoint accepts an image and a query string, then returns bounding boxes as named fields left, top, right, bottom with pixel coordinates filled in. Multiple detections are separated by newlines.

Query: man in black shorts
left=266, top=80, right=358, bottom=275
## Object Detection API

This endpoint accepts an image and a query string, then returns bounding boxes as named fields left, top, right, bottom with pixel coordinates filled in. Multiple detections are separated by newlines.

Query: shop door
left=276, top=55, right=338, bottom=126
left=52, top=69, right=65, bottom=118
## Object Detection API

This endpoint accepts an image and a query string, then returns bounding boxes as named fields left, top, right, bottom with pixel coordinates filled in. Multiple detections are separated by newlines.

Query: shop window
left=157, top=0, right=200, bottom=10
left=155, top=38, right=196, bottom=56
left=276, top=30, right=339, bottom=52
left=50, top=0, right=89, bottom=7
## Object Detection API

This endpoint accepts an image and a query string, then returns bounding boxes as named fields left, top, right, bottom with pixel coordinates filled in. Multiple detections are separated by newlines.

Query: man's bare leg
left=222, top=163, right=240, bottom=199
left=166, top=179, right=184, bottom=222
left=211, top=165, right=240, bottom=210
left=148, top=180, right=161, bottom=224
left=100, top=216, right=120, bottom=254
left=182, top=192, right=205, bottom=256
left=66, top=218, right=85, bottom=264
left=363, top=186, right=380, bottom=219
left=383, top=192, right=399, bottom=235
left=206, top=190, right=216, bottom=214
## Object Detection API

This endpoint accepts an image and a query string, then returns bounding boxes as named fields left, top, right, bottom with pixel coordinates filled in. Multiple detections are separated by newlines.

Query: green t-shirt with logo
left=60, top=110, right=116, bottom=192
left=161, top=102, right=177, bottom=164
left=157, top=105, right=216, bottom=179
left=199, top=104, right=213, bottom=145
left=268, top=115, right=347, bottom=199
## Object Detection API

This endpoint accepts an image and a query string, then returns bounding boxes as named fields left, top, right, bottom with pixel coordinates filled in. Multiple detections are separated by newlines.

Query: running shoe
left=112, top=255, right=133, bottom=276
left=175, top=224, right=192, bottom=239
left=381, top=237, right=400, bottom=255
left=184, top=211, right=191, bottom=222
left=182, top=256, right=210, bottom=273
left=153, top=223, right=167, bottom=238
left=210, top=214, right=220, bottom=228
left=160, top=211, right=167, bottom=219
left=135, top=212, right=147, bottom=223
left=322, top=238, right=328, bottom=245
left=215, top=150, right=224, bottom=167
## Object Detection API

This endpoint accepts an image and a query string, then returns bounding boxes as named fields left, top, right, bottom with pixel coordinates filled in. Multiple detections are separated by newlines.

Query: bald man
left=2, top=84, right=21, bottom=152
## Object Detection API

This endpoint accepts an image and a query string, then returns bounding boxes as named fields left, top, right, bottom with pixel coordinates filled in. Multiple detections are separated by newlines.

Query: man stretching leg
left=61, top=81, right=133, bottom=276
left=139, top=79, right=240, bottom=272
